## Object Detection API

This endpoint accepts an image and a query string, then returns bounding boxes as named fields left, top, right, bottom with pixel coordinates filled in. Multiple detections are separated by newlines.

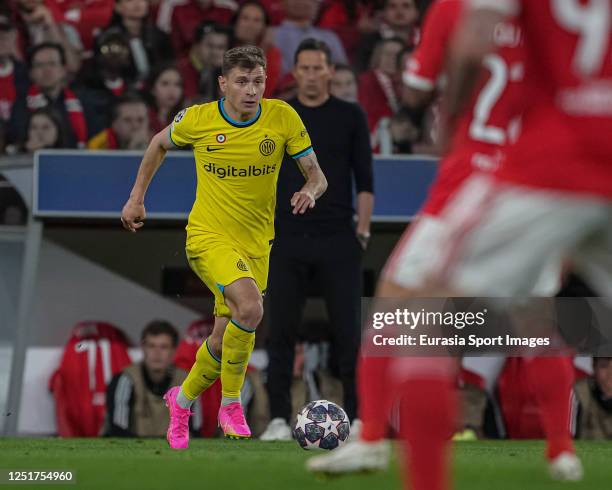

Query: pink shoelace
left=224, top=403, right=247, bottom=425
left=173, top=406, right=191, bottom=438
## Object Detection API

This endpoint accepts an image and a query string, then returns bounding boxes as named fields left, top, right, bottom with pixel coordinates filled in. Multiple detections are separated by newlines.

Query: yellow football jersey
left=170, top=98, right=313, bottom=257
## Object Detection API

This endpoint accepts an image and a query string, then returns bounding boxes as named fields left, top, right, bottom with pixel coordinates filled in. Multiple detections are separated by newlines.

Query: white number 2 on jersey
left=551, top=0, right=611, bottom=77
left=469, top=54, right=511, bottom=145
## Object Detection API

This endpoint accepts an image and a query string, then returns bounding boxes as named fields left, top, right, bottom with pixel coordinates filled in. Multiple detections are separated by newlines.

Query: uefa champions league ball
left=293, top=400, right=350, bottom=450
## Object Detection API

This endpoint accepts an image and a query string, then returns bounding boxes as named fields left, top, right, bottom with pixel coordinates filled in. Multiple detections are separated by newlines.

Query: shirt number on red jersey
left=470, top=54, right=511, bottom=145
left=551, top=0, right=611, bottom=77
left=76, top=339, right=113, bottom=390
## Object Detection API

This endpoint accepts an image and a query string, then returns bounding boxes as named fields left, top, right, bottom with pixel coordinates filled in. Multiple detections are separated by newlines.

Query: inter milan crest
left=259, top=138, right=276, bottom=156
left=174, top=109, right=186, bottom=123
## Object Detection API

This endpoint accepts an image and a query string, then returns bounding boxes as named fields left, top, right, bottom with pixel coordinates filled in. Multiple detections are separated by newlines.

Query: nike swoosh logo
left=202, top=375, right=215, bottom=380
left=227, top=360, right=242, bottom=365
left=207, top=146, right=223, bottom=151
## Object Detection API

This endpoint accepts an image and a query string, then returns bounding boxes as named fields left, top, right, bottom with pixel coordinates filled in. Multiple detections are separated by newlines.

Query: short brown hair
left=141, top=320, right=179, bottom=347
left=294, top=38, right=332, bottom=66
left=222, top=45, right=266, bottom=76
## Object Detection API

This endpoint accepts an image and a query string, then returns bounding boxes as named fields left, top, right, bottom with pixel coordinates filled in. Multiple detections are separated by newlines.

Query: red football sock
left=524, top=357, right=575, bottom=459
left=358, top=354, right=392, bottom=441
left=398, top=377, right=457, bottom=490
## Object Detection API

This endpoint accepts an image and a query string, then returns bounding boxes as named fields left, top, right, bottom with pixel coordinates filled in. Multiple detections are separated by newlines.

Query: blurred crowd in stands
left=0, top=0, right=436, bottom=156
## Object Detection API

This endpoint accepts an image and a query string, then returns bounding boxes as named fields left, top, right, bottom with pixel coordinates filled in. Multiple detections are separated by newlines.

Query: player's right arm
left=402, top=0, right=461, bottom=109
left=121, top=106, right=198, bottom=232
left=121, top=125, right=175, bottom=232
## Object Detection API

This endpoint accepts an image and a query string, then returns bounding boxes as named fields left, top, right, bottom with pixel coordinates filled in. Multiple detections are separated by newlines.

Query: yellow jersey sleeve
left=169, top=105, right=201, bottom=147
left=283, top=104, right=313, bottom=159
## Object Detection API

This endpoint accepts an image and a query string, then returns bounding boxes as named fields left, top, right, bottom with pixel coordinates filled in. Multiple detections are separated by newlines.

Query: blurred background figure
left=388, top=107, right=419, bottom=154
left=0, top=174, right=27, bottom=223
left=8, top=42, right=89, bottom=149
left=100, top=0, right=174, bottom=83
left=358, top=37, right=404, bottom=152
left=232, top=1, right=281, bottom=97
left=273, top=0, right=348, bottom=76
left=0, top=13, right=29, bottom=125
left=355, top=0, right=419, bottom=73
left=576, top=358, right=612, bottom=439
left=20, top=107, right=67, bottom=153
left=145, top=63, right=184, bottom=133
left=12, top=0, right=82, bottom=74
left=77, top=28, right=136, bottom=136
left=87, top=92, right=150, bottom=150
left=318, top=0, right=381, bottom=62
left=103, top=320, right=195, bottom=437
left=170, top=0, right=235, bottom=57
left=42, top=0, right=114, bottom=58
left=0, top=121, right=5, bottom=155
left=330, top=64, right=358, bottom=103
left=49, top=322, right=132, bottom=437
left=177, top=22, right=230, bottom=104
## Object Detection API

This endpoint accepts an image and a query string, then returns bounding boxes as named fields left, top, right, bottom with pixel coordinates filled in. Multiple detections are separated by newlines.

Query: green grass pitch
left=1, top=439, right=612, bottom=490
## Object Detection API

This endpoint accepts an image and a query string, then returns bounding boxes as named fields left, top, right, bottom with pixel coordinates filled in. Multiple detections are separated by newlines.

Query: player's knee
left=207, top=335, right=223, bottom=358
left=234, top=298, right=263, bottom=329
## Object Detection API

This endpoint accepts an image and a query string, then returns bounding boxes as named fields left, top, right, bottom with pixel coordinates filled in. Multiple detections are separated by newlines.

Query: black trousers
left=266, top=230, right=362, bottom=422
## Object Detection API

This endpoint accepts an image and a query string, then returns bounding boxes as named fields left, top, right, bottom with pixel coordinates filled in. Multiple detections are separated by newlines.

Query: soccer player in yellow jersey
left=120, top=46, right=327, bottom=447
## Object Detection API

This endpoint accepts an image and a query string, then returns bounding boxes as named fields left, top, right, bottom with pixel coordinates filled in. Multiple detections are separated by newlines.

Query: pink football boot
left=163, top=386, right=191, bottom=449
left=218, top=402, right=251, bottom=439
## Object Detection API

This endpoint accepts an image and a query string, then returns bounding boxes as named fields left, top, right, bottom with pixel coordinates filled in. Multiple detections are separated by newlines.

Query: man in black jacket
left=261, top=38, right=374, bottom=440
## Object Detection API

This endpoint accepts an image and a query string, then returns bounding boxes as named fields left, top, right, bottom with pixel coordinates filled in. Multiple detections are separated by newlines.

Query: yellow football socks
left=180, top=338, right=222, bottom=400
left=221, top=320, right=255, bottom=399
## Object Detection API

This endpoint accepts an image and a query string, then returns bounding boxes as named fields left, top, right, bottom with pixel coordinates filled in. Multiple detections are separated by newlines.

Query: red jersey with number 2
left=404, top=0, right=525, bottom=215
left=473, top=0, right=612, bottom=197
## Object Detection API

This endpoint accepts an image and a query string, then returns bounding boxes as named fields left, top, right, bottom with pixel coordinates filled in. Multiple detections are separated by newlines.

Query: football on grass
left=293, top=400, right=350, bottom=450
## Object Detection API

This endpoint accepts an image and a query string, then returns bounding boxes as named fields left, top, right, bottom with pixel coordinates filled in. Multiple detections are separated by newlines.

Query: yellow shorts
left=186, top=233, right=270, bottom=318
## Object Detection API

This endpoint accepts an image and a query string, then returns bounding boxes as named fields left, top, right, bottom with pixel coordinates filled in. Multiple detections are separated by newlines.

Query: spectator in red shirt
left=354, top=0, right=418, bottom=73
left=99, top=0, right=174, bottom=83
left=258, top=0, right=285, bottom=25
left=318, top=0, right=380, bottom=61
left=358, top=37, right=404, bottom=152
left=177, top=22, right=230, bottom=104
left=232, top=1, right=281, bottom=97
left=12, top=0, right=82, bottom=73
left=145, top=63, right=184, bottom=133
left=45, top=0, right=114, bottom=56
left=0, top=14, right=29, bottom=123
left=170, top=0, right=236, bottom=57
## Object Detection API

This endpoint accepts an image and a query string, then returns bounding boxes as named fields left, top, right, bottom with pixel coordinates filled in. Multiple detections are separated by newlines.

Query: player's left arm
left=292, top=151, right=328, bottom=215
left=351, top=105, right=374, bottom=249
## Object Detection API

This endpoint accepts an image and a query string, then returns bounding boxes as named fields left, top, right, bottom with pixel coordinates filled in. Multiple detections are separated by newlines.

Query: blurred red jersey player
left=308, top=2, right=528, bottom=489
left=386, top=0, right=526, bottom=290
left=429, top=0, right=612, bottom=484
left=306, top=0, right=608, bottom=488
